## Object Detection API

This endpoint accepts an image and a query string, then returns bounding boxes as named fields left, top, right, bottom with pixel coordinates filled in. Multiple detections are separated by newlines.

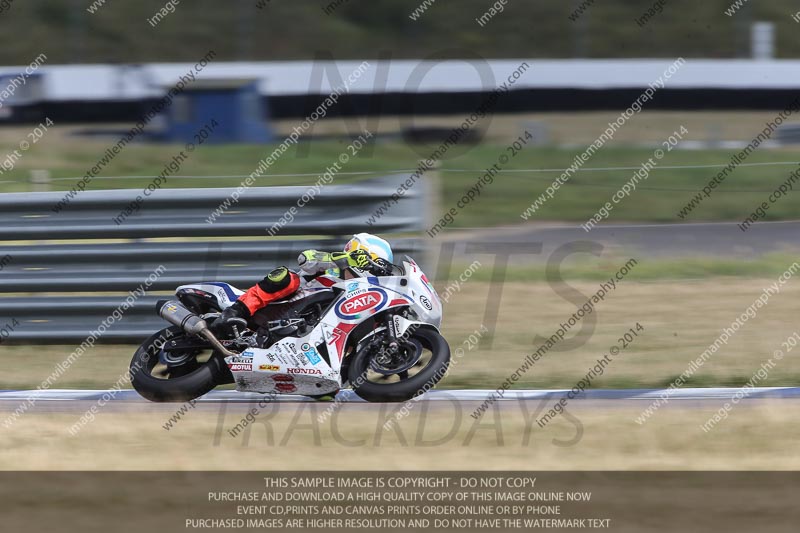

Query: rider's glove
left=346, top=249, right=372, bottom=269
left=298, top=249, right=372, bottom=275
left=298, top=250, right=328, bottom=274
left=328, top=250, right=371, bottom=270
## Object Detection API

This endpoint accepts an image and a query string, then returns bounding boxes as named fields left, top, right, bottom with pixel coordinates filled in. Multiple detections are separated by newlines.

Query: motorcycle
left=129, top=255, right=450, bottom=403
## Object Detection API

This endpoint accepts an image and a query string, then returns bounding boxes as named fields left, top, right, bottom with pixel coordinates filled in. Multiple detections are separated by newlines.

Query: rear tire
left=348, top=328, right=450, bottom=403
left=130, top=326, right=231, bottom=403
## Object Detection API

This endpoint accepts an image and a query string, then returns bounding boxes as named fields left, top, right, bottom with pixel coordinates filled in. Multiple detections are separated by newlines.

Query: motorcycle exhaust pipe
left=157, top=300, right=237, bottom=357
left=158, top=300, right=208, bottom=335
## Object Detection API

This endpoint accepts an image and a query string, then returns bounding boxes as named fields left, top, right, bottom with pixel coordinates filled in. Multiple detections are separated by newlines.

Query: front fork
left=383, top=312, right=400, bottom=354
left=361, top=313, right=399, bottom=369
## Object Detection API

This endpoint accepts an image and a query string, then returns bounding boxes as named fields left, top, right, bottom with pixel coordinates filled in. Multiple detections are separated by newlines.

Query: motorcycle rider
left=213, top=233, right=394, bottom=334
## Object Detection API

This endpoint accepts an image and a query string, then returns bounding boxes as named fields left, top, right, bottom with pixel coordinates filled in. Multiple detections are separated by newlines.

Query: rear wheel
left=347, top=327, right=450, bottom=402
left=129, top=326, right=233, bottom=402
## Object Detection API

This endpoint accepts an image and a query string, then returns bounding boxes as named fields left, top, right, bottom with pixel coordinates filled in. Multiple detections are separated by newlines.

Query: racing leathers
left=212, top=249, right=371, bottom=334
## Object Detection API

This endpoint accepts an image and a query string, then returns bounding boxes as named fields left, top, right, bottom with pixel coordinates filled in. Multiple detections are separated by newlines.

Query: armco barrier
left=0, top=174, right=428, bottom=344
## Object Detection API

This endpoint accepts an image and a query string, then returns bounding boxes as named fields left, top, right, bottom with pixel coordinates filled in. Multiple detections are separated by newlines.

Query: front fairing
left=400, top=258, right=443, bottom=328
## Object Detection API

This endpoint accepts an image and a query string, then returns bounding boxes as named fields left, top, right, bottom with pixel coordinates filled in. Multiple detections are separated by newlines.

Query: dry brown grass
left=3, top=278, right=799, bottom=390
left=1, top=401, right=798, bottom=471
left=439, top=277, right=800, bottom=389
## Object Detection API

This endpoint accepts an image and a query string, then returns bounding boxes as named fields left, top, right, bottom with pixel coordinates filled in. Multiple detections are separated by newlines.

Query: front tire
left=348, top=328, right=450, bottom=403
left=130, top=326, right=232, bottom=402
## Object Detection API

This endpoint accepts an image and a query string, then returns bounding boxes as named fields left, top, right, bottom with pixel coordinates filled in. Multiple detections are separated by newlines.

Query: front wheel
left=130, top=326, right=232, bottom=402
left=347, top=327, right=450, bottom=403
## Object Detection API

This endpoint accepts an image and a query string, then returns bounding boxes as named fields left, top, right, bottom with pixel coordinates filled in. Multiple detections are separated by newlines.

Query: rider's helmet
left=343, top=233, right=394, bottom=276
left=344, top=233, right=393, bottom=262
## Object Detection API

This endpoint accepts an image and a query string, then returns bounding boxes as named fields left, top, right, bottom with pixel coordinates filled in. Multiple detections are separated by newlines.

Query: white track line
left=0, top=387, right=798, bottom=403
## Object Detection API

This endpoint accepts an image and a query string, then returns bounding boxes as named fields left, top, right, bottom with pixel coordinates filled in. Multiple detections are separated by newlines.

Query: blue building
left=164, top=78, right=273, bottom=143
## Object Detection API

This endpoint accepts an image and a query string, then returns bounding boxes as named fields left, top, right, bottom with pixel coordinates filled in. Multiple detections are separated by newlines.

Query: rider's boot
left=211, top=300, right=250, bottom=338
left=213, top=267, right=302, bottom=338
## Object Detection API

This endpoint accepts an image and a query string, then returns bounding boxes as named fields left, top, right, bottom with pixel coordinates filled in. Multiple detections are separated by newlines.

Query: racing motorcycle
left=129, top=255, right=450, bottom=403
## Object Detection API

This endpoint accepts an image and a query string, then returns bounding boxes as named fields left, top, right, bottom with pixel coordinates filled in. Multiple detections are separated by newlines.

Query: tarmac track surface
left=1, top=387, right=798, bottom=415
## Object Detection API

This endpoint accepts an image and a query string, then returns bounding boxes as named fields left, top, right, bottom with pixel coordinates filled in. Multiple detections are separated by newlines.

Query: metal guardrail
left=0, top=175, right=422, bottom=240
left=0, top=174, right=428, bottom=344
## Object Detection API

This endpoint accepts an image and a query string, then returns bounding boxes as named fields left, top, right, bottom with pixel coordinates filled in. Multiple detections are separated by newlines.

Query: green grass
left=3, top=128, right=800, bottom=228
left=453, top=253, right=800, bottom=282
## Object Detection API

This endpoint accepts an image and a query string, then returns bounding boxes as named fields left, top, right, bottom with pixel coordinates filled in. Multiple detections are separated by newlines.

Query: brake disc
left=369, top=338, right=423, bottom=376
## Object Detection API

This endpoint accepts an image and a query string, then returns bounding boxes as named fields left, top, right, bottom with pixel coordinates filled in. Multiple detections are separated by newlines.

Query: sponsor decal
left=325, top=323, right=356, bottom=361
left=287, top=367, right=323, bottom=375
left=347, top=282, right=360, bottom=292
left=335, top=288, right=388, bottom=320
left=180, top=288, right=215, bottom=300
left=229, top=363, right=252, bottom=371
left=315, top=276, right=337, bottom=288
left=275, top=383, right=297, bottom=393
left=419, top=295, right=433, bottom=311
left=420, top=272, right=440, bottom=300
left=300, top=342, right=322, bottom=365
left=241, top=351, right=254, bottom=358
left=229, top=356, right=252, bottom=363
left=272, top=343, right=298, bottom=358
left=267, top=350, right=301, bottom=367
left=271, top=374, right=293, bottom=382
left=327, top=327, right=345, bottom=346
left=259, top=364, right=280, bottom=371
